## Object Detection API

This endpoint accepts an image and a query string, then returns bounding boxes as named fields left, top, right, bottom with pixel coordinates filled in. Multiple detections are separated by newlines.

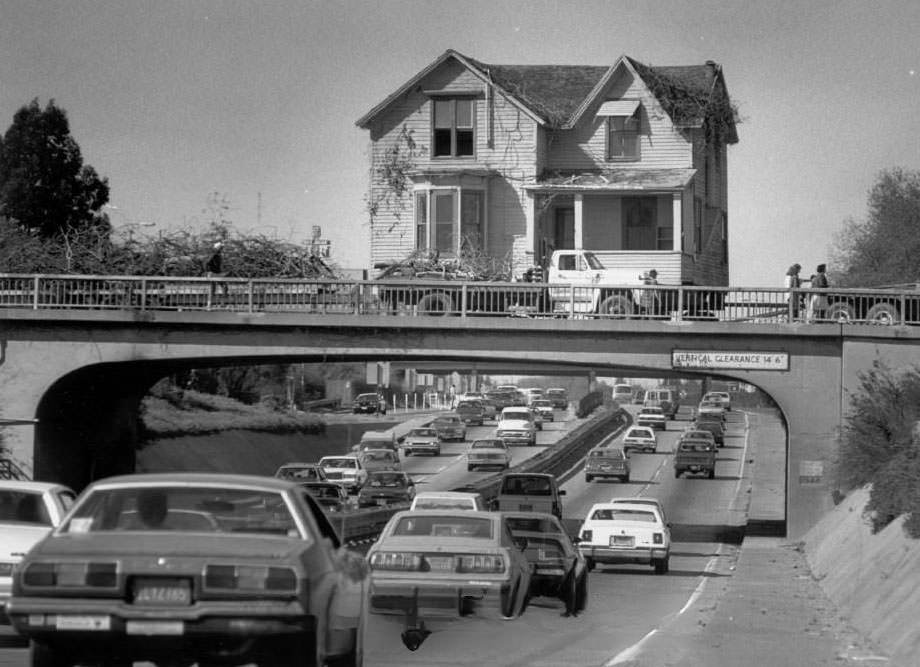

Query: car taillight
left=204, top=565, right=297, bottom=592
left=653, top=533, right=663, bottom=544
left=369, top=552, right=423, bottom=571
left=456, top=554, right=505, bottom=573
left=580, top=530, right=593, bottom=542
left=22, top=562, right=117, bottom=588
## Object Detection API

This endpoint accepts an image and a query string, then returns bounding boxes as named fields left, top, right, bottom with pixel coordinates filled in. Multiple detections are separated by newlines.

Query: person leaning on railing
left=806, top=264, right=829, bottom=323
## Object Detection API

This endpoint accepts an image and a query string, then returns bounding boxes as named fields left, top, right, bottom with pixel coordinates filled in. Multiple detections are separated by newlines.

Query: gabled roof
left=357, top=49, right=738, bottom=144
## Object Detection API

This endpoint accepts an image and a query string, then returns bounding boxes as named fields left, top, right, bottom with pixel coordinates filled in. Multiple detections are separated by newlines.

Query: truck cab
left=546, top=250, right=650, bottom=316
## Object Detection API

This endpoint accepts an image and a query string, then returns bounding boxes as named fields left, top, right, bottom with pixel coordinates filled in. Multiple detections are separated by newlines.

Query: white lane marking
left=605, top=628, right=658, bottom=666
left=730, top=411, right=752, bottom=512
left=678, top=543, right=724, bottom=615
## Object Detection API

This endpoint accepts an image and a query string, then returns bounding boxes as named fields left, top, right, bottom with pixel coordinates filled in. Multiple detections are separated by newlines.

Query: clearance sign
left=671, top=350, right=789, bottom=371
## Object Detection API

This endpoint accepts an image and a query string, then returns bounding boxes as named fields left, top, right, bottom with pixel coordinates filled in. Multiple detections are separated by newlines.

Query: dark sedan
left=356, top=471, right=416, bottom=508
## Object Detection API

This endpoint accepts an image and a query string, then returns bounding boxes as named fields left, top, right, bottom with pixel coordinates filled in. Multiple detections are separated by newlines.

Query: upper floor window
left=433, top=98, right=475, bottom=158
left=598, top=100, right=641, bottom=161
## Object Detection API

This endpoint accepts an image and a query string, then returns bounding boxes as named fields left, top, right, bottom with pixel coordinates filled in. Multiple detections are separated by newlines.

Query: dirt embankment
left=805, top=486, right=920, bottom=664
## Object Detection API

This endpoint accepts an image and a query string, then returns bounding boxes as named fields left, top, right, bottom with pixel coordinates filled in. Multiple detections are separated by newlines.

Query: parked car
left=359, top=448, right=401, bottom=473
left=353, top=391, right=386, bottom=414
left=7, top=473, right=366, bottom=667
left=467, top=438, right=512, bottom=471
left=584, top=446, right=630, bottom=483
left=431, top=414, right=467, bottom=442
left=545, top=388, right=569, bottom=409
left=702, top=390, right=732, bottom=411
left=366, top=510, right=533, bottom=630
left=456, top=400, right=485, bottom=426
left=409, top=491, right=487, bottom=512
left=636, top=406, right=667, bottom=430
left=402, top=427, right=441, bottom=456
left=357, top=471, right=416, bottom=508
left=274, top=462, right=327, bottom=482
left=496, top=473, right=565, bottom=519
left=496, top=407, right=537, bottom=446
left=318, top=455, right=367, bottom=493
left=621, top=426, right=658, bottom=455
left=300, top=481, right=350, bottom=513
left=577, top=501, right=671, bottom=574
left=504, top=512, right=588, bottom=616
left=1, top=481, right=76, bottom=623
left=530, top=399, right=555, bottom=422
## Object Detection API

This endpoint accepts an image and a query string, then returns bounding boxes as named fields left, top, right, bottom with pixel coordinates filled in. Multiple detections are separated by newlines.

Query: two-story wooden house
left=356, top=49, right=738, bottom=286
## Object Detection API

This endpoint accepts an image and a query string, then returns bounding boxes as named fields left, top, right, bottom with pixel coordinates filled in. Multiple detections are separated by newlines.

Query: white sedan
left=621, top=426, right=658, bottom=455
left=1, top=481, right=76, bottom=622
left=577, top=501, right=671, bottom=574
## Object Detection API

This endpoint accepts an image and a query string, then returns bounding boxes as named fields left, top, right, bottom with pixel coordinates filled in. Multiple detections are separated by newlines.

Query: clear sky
left=2, top=0, right=918, bottom=285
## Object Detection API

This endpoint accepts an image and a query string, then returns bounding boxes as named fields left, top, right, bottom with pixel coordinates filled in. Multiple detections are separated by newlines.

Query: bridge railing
left=2, top=273, right=919, bottom=325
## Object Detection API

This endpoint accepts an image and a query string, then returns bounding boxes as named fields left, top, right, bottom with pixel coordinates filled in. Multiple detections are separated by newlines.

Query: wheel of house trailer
left=823, top=301, right=855, bottom=323
left=866, top=302, right=900, bottom=325
left=416, top=292, right=453, bottom=316
left=598, top=294, right=631, bottom=317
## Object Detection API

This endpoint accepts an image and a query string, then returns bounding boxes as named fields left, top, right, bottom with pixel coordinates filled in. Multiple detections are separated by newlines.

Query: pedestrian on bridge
left=784, top=263, right=802, bottom=321
left=806, top=263, right=829, bottom=322
left=206, top=241, right=225, bottom=309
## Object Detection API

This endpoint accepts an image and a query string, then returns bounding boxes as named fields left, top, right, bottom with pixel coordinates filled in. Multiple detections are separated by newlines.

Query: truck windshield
left=583, top=252, right=604, bottom=270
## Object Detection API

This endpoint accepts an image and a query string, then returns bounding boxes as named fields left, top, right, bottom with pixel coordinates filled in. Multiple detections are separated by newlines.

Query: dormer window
left=598, top=99, right=640, bottom=161
left=433, top=98, right=475, bottom=157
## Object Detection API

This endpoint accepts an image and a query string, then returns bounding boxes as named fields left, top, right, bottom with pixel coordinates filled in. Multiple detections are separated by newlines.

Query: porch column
left=574, top=193, right=584, bottom=250
left=672, top=192, right=682, bottom=251
left=524, top=191, right=536, bottom=263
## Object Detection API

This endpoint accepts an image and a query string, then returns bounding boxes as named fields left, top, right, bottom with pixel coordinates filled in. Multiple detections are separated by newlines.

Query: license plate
left=518, top=504, right=533, bottom=512
left=425, top=557, right=455, bottom=572
left=54, top=615, right=111, bottom=631
left=611, top=535, right=635, bottom=547
left=126, top=620, right=184, bottom=636
left=376, top=499, right=388, bottom=506
left=132, top=578, right=191, bottom=606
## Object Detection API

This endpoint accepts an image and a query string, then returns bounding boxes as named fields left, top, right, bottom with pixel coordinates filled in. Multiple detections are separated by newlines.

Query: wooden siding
left=366, top=58, right=539, bottom=270
left=546, top=68, right=693, bottom=170
left=688, top=128, right=728, bottom=285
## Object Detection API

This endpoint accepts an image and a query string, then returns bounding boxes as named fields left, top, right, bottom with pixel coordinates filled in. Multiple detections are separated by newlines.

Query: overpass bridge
left=2, top=273, right=920, bottom=538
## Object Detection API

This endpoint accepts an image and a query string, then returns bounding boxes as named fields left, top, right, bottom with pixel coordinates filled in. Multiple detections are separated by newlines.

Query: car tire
left=501, top=578, right=521, bottom=619
left=585, top=474, right=594, bottom=482
left=585, top=558, right=596, bottom=572
left=559, top=571, right=577, bottom=614
left=708, top=469, right=716, bottom=480
left=622, top=474, right=629, bottom=483
left=30, top=643, right=72, bottom=667
left=674, top=469, right=682, bottom=478
left=654, top=557, right=669, bottom=575
left=468, top=465, right=475, bottom=472
left=575, top=572, right=588, bottom=613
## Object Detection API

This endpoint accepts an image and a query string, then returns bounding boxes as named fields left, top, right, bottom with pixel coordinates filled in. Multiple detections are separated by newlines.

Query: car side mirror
left=571, top=536, right=581, bottom=545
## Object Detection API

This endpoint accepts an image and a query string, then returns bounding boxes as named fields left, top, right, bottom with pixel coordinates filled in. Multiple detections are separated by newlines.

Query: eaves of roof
left=525, top=168, right=697, bottom=192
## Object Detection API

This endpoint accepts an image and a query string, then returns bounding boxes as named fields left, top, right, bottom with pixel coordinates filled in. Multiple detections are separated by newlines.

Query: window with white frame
left=607, top=114, right=640, bottom=160
left=414, top=188, right=485, bottom=255
left=433, top=98, right=475, bottom=158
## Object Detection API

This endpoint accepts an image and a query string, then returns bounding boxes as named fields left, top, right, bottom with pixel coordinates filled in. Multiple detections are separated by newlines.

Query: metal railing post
left=140, top=278, right=147, bottom=310
left=676, top=287, right=684, bottom=323
left=461, top=284, right=468, bottom=317
left=248, top=281, right=254, bottom=313
left=33, top=276, right=40, bottom=310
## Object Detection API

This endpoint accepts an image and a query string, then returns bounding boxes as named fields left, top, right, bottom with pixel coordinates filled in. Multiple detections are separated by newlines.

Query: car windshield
left=500, top=476, right=552, bottom=495
left=434, top=417, right=460, bottom=425
left=472, top=440, right=503, bottom=449
left=276, top=466, right=320, bottom=481
left=627, top=429, right=653, bottom=438
left=0, top=490, right=51, bottom=526
left=322, top=458, right=356, bottom=469
left=60, top=486, right=302, bottom=538
left=357, top=393, right=377, bottom=401
left=503, top=411, right=531, bottom=421
left=532, top=400, right=552, bottom=408
left=583, top=252, right=604, bottom=270
left=413, top=498, right=475, bottom=510
left=590, top=449, right=625, bottom=459
left=368, top=473, right=407, bottom=488
left=590, top=508, right=657, bottom=522
left=393, top=515, right=493, bottom=539
left=362, top=451, right=393, bottom=461
left=408, top=428, right=437, bottom=438
left=642, top=408, right=663, bottom=415
left=304, top=484, right=341, bottom=499
left=506, top=516, right=560, bottom=534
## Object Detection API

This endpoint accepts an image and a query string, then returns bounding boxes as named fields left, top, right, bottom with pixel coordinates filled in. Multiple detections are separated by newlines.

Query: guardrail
left=2, top=273, right=920, bottom=325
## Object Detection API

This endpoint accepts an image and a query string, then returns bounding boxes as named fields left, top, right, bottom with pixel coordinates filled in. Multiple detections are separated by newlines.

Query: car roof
left=360, top=430, right=395, bottom=438
left=320, top=455, right=359, bottom=461
left=414, top=491, right=481, bottom=499
left=609, top=496, right=663, bottom=506
left=86, top=472, right=296, bottom=492
left=0, top=480, right=72, bottom=493
left=589, top=501, right=662, bottom=514
left=626, top=426, right=654, bottom=432
left=277, top=462, right=320, bottom=468
left=501, top=472, right=554, bottom=480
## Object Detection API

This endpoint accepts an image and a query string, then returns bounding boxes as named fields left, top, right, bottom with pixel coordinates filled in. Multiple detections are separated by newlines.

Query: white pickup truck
left=546, top=249, right=656, bottom=316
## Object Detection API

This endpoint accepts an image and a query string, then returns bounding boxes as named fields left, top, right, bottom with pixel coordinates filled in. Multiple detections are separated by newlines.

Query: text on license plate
left=425, top=557, right=455, bottom=571
left=611, top=536, right=635, bottom=547
left=54, top=615, right=110, bottom=631
left=132, top=578, right=191, bottom=605
left=126, top=620, right=184, bottom=636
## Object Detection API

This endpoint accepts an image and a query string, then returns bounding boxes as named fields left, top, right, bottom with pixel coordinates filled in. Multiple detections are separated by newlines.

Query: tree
left=0, top=99, right=110, bottom=238
left=832, top=168, right=920, bottom=287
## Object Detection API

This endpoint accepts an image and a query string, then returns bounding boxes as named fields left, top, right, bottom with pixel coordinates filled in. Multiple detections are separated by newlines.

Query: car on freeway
left=496, top=473, right=566, bottom=519
left=632, top=389, right=646, bottom=405
left=466, top=438, right=512, bottom=471
left=621, top=425, right=658, bottom=455
left=1, top=481, right=76, bottom=623
left=353, top=391, right=386, bottom=415
left=702, top=390, right=732, bottom=411
left=353, top=430, right=399, bottom=454
left=612, top=383, right=633, bottom=404
left=409, top=491, right=487, bottom=512
left=402, top=427, right=441, bottom=456
left=544, top=387, right=568, bottom=409
left=318, top=455, right=367, bottom=493
left=300, top=481, right=351, bottom=513
left=674, top=433, right=717, bottom=479
left=359, top=448, right=401, bottom=473
left=697, top=399, right=726, bottom=421
left=636, top=405, right=667, bottom=430
left=485, top=389, right=514, bottom=410
left=681, top=428, right=717, bottom=448
left=584, top=446, right=630, bottom=483
left=431, top=414, right=467, bottom=442
left=456, top=400, right=485, bottom=426
left=529, top=405, right=544, bottom=430
left=504, top=512, right=588, bottom=616
left=522, top=388, right=544, bottom=405
left=357, top=471, right=416, bottom=508
left=478, top=398, right=498, bottom=420
left=496, top=407, right=538, bottom=446
left=608, top=496, right=669, bottom=527
left=577, top=501, right=671, bottom=574
left=274, top=462, right=328, bottom=483
left=365, top=510, right=533, bottom=642
left=530, top=399, right=555, bottom=422
left=643, top=388, right=679, bottom=420
left=7, top=473, right=367, bottom=667
left=692, top=417, right=725, bottom=447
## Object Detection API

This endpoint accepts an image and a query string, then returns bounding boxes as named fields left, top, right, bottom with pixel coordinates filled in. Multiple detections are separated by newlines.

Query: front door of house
left=554, top=208, right=575, bottom=250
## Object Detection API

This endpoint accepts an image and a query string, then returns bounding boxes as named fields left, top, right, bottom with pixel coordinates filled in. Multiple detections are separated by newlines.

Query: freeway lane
left=363, top=408, right=752, bottom=667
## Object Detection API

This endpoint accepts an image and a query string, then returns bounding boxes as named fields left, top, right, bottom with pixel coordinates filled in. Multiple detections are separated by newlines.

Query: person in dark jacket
left=806, top=263, right=829, bottom=322
left=206, top=241, right=225, bottom=307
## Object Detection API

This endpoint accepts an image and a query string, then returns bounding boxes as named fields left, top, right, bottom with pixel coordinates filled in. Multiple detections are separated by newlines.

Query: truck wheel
left=468, top=465, right=475, bottom=471
left=824, top=301, right=855, bottom=322
left=585, top=474, right=594, bottom=482
left=598, top=294, right=631, bottom=317
left=653, top=557, right=669, bottom=575
left=708, top=469, right=716, bottom=480
left=30, top=643, right=70, bottom=667
left=674, top=469, right=682, bottom=478
left=866, top=302, right=900, bottom=325
left=416, top=292, right=452, bottom=316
